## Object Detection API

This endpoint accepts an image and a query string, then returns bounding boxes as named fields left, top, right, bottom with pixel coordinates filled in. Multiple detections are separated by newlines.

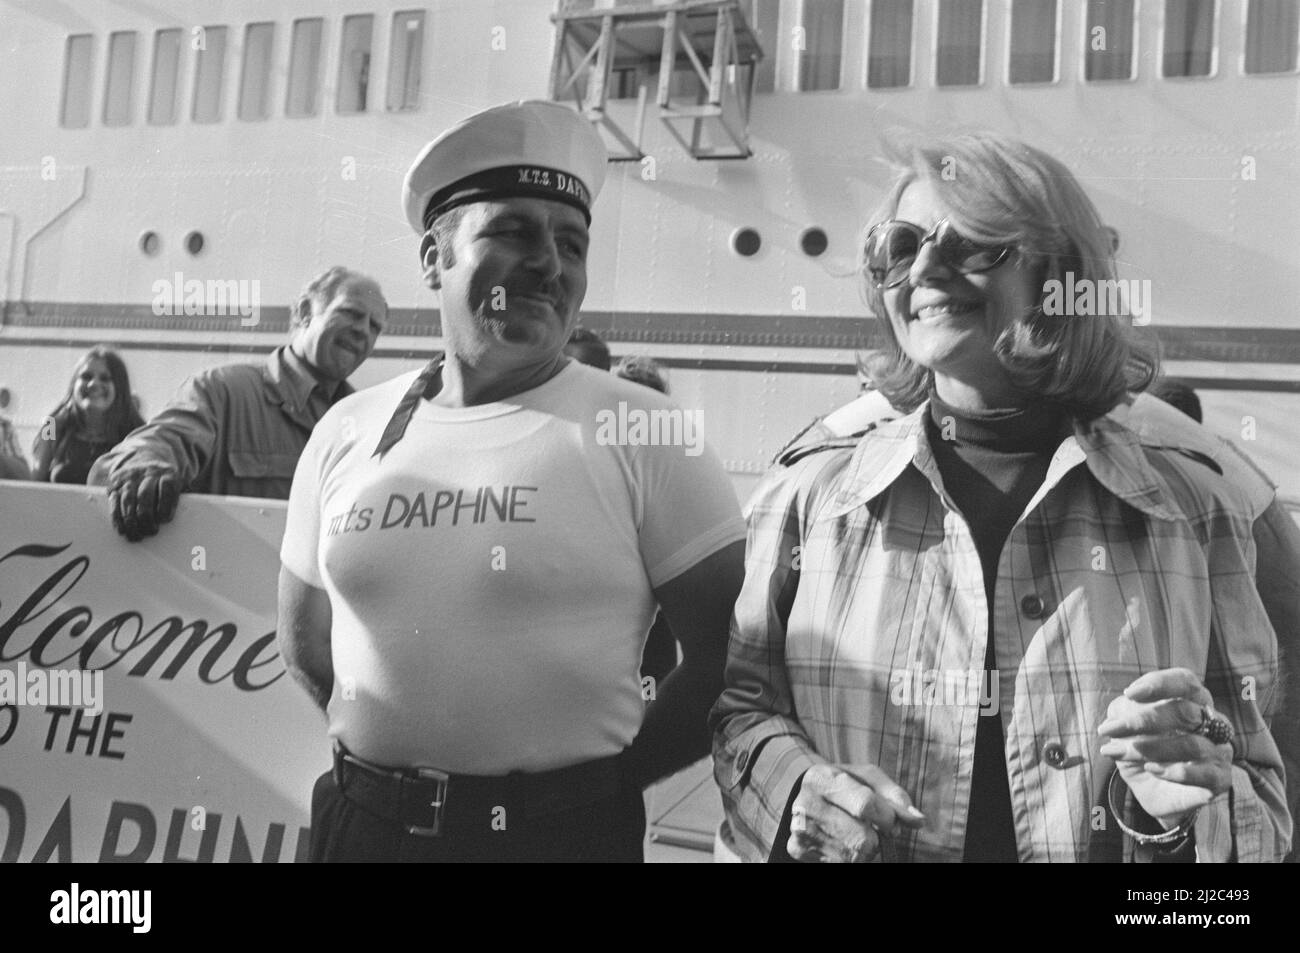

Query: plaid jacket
left=710, top=404, right=1291, bottom=862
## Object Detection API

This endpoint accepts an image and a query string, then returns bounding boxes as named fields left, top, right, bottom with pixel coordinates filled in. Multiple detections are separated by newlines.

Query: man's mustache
left=504, top=281, right=563, bottom=305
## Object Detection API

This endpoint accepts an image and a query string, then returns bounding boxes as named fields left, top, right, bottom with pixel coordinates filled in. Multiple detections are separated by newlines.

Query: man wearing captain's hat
left=276, top=100, right=745, bottom=862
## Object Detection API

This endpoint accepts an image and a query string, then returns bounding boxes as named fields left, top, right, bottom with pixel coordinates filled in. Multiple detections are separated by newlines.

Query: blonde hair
left=859, top=132, right=1156, bottom=417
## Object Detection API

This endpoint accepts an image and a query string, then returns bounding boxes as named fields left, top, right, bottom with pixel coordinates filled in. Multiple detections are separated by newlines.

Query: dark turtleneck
left=925, top=390, right=1066, bottom=863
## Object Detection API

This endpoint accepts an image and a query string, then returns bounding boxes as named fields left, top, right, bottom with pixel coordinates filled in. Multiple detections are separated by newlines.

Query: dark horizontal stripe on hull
left=0, top=335, right=442, bottom=363
left=6, top=301, right=881, bottom=346
left=1170, top=377, right=1300, bottom=394
left=3, top=335, right=1298, bottom=393
left=5, top=300, right=1300, bottom=364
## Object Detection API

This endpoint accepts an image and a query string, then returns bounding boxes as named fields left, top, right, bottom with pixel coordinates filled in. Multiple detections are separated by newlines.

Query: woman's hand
left=1098, top=668, right=1235, bottom=827
left=786, top=764, right=925, bottom=863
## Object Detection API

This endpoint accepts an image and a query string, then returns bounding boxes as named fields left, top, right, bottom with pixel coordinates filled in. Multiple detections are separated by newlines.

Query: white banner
left=0, top=482, right=328, bottom=862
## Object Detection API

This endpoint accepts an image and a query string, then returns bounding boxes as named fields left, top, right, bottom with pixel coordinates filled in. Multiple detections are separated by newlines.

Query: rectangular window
left=286, top=18, right=324, bottom=117
left=936, top=0, right=983, bottom=86
left=386, top=10, right=425, bottom=111
left=1163, top=0, right=1216, bottom=77
left=192, top=25, right=228, bottom=123
left=1085, top=0, right=1136, bottom=80
left=1245, top=0, right=1299, bottom=73
left=103, top=31, right=137, bottom=126
left=798, top=0, right=844, bottom=91
left=148, top=29, right=182, bottom=125
left=61, top=34, right=94, bottom=128
left=239, top=22, right=275, bottom=119
left=1010, top=0, right=1057, bottom=83
left=608, top=67, right=639, bottom=100
left=337, top=14, right=374, bottom=113
left=868, top=0, right=914, bottom=88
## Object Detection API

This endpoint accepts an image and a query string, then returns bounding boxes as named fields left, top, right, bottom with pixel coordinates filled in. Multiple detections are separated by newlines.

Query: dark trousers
left=309, top=768, right=646, bottom=863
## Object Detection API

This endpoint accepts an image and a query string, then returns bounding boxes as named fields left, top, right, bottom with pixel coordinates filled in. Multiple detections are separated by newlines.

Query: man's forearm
left=90, top=379, right=223, bottom=489
left=286, top=657, right=332, bottom=714
left=89, top=434, right=189, bottom=488
left=628, top=540, right=745, bottom=786
left=625, top=654, right=724, bottom=788
left=280, top=625, right=334, bottom=716
left=277, top=568, right=335, bottom=718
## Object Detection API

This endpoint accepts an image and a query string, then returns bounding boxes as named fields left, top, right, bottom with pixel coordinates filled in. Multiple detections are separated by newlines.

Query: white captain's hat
left=402, top=100, right=608, bottom=234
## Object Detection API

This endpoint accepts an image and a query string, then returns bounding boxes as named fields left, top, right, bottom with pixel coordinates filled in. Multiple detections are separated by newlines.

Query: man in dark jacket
left=89, top=266, right=386, bottom=539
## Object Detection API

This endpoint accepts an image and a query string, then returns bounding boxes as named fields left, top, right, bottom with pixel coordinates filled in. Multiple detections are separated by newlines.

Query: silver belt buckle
left=405, top=766, right=450, bottom=837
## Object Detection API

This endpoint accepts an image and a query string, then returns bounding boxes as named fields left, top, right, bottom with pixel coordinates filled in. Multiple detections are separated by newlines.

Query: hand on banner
left=108, top=465, right=181, bottom=541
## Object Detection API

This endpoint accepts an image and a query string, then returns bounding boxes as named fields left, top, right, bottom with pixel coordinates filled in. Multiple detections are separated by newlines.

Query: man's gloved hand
left=107, top=466, right=180, bottom=541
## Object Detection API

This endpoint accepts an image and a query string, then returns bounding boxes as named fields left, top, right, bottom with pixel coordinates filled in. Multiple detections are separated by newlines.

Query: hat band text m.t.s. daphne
left=423, top=165, right=593, bottom=230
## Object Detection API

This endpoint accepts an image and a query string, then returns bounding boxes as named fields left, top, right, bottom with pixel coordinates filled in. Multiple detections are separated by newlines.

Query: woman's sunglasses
left=863, top=219, right=1014, bottom=289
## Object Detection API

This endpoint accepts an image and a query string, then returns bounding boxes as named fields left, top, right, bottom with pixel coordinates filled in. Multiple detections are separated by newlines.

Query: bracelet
left=1106, top=769, right=1199, bottom=847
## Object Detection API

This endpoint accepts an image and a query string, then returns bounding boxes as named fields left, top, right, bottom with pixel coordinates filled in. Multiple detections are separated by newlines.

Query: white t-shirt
left=281, top=360, right=745, bottom=774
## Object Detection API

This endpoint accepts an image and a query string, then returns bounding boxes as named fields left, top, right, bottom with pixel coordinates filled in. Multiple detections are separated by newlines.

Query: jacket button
left=1043, top=742, right=1067, bottom=768
left=1020, top=594, right=1045, bottom=619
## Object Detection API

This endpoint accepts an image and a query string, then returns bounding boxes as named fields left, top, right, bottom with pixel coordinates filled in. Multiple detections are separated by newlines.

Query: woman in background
left=32, top=345, right=144, bottom=484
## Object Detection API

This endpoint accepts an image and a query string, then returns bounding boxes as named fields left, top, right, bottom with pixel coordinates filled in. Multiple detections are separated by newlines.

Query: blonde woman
left=711, top=133, right=1289, bottom=863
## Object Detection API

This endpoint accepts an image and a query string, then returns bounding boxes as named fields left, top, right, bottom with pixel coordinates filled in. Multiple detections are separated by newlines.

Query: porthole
left=799, top=226, right=829, bottom=257
left=731, top=226, right=761, bottom=257
left=184, top=230, right=205, bottom=256
left=139, top=230, right=161, bottom=256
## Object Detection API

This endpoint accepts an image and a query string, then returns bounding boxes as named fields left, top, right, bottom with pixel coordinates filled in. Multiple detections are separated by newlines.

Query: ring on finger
left=1192, top=706, right=1234, bottom=746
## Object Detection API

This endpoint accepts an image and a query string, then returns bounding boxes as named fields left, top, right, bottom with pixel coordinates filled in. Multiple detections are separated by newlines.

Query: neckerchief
left=372, top=355, right=445, bottom=458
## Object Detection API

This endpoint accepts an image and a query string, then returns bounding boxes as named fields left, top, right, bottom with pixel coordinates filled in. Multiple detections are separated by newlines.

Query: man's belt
left=332, top=743, right=628, bottom=837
